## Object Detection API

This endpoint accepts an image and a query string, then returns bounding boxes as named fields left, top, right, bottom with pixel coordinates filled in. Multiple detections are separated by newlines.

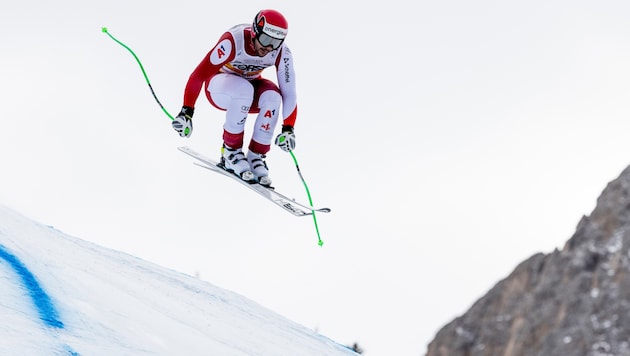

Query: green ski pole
left=289, top=151, right=324, bottom=247
left=101, top=27, right=179, bottom=126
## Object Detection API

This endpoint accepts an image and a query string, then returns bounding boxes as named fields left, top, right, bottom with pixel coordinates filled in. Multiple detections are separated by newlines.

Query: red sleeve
left=283, top=106, right=297, bottom=127
left=182, top=32, right=236, bottom=108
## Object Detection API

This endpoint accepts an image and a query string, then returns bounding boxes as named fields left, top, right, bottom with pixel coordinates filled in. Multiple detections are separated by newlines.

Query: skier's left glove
left=275, top=125, right=296, bottom=152
left=172, top=106, right=194, bottom=138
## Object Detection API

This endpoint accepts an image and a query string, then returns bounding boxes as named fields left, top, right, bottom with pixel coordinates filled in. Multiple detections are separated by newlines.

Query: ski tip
left=316, top=208, right=332, bottom=213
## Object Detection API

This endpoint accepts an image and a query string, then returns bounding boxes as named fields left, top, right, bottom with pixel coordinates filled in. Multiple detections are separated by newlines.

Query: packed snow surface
left=0, top=204, right=356, bottom=355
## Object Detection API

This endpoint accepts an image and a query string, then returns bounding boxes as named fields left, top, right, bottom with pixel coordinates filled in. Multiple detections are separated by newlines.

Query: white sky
left=2, top=1, right=630, bottom=355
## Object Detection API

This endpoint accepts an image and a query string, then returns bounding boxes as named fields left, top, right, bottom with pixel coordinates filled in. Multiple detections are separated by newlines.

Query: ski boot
left=220, top=145, right=255, bottom=183
left=247, top=151, right=272, bottom=187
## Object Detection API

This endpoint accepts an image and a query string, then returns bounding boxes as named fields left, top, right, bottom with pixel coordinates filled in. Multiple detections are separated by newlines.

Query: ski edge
left=192, top=162, right=311, bottom=217
left=178, top=146, right=330, bottom=216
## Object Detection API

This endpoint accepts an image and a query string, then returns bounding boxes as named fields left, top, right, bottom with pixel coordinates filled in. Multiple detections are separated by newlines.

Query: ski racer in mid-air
left=171, top=9, right=297, bottom=187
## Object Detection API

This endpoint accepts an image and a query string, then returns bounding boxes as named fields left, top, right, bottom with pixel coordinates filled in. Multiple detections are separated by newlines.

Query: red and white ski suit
left=181, top=24, right=297, bottom=155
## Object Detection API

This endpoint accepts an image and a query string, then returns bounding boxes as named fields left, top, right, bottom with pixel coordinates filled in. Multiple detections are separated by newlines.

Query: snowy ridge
left=0, top=204, right=357, bottom=355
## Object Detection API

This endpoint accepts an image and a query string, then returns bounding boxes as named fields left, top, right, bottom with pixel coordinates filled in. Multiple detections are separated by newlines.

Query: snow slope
left=0, top=204, right=357, bottom=355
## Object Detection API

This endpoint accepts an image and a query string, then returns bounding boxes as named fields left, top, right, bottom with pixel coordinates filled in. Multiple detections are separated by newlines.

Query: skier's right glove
left=274, top=125, right=296, bottom=152
left=172, top=106, right=194, bottom=138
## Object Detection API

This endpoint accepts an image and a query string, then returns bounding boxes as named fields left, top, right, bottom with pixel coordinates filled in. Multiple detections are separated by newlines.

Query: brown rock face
left=427, top=166, right=630, bottom=356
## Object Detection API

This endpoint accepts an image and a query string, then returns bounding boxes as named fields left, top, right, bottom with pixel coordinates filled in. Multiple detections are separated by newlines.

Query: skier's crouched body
left=171, top=9, right=298, bottom=187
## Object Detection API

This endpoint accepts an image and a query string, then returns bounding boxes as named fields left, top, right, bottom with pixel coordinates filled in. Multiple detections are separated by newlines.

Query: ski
left=178, top=146, right=331, bottom=217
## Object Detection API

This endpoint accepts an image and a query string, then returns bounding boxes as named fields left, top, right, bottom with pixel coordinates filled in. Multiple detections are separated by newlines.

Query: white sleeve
left=276, top=45, right=298, bottom=122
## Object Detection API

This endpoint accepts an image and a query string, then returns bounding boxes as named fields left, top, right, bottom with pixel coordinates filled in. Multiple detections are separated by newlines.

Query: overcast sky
left=2, top=0, right=630, bottom=355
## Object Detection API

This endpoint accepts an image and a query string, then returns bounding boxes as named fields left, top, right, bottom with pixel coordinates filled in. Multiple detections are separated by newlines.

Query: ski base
left=178, top=146, right=331, bottom=217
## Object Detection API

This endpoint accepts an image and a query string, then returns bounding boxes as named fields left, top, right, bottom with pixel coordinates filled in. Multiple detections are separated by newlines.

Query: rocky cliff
left=427, top=166, right=630, bottom=356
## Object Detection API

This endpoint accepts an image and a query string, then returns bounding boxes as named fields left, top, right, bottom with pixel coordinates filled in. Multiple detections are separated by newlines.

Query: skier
left=172, top=9, right=297, bottom=187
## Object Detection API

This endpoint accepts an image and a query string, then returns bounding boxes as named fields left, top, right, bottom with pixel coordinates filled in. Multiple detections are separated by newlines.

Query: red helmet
left=252, top=9, right=288, bottom=49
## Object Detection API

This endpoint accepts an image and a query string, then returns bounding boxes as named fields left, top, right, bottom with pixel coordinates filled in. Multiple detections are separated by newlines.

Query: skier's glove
left=274, top=125, right=296, bottom=152
left=172, top=106, right=194, bottom=138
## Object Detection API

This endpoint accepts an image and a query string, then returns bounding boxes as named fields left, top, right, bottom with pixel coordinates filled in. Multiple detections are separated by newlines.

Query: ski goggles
left=257, top=32, right=284, bottom=49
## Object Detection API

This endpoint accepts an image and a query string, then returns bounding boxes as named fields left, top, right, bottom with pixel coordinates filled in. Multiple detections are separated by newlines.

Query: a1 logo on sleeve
left=210, top=39, right=233, bottom=65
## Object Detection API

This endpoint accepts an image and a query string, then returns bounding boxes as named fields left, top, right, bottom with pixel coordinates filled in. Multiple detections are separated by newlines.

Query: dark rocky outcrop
left=427, top=166, right=630, bottom=356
